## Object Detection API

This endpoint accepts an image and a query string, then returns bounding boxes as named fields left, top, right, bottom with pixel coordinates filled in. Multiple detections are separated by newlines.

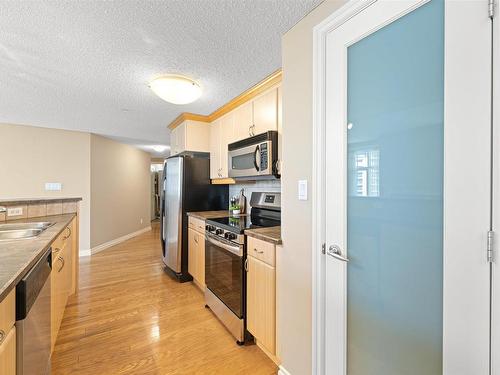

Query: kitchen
left=1, top=1, right=499, bottom=375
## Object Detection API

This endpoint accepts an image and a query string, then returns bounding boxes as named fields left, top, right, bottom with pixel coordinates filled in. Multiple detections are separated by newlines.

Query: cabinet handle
left=57, top=256, right=65, bottom=272
left=63, top=226, right=71, bottom=240
left=194, top=235, right=199, bottom=244
left=253, top=248, right=264, bottom=254
left=244, top=258, right=248, bottom=272
left=0, top=330, right=5, bottom=345
left=53, top=247, right=61, bottom=254
left=250, top=124, right=256, bottom=136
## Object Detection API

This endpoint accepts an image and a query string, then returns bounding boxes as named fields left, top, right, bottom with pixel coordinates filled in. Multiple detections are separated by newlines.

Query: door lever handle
left=327, top=245, right=349, bottom=262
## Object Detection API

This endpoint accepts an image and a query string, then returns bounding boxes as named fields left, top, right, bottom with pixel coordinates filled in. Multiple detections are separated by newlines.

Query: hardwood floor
left=51, top=223, right=278, bottom=375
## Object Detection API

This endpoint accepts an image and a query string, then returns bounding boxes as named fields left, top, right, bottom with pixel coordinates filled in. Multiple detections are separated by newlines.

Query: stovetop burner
left=207, top=214, right=279, bottom=234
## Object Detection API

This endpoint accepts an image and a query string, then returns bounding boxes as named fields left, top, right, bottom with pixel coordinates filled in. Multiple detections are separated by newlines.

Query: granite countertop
left=187, top=210, right=235, bottom=220
left=0, top=197, right=82, bottom=205
left=245, top=226, right=282, bottom=245
left=0, top=213, right=76, bottom=301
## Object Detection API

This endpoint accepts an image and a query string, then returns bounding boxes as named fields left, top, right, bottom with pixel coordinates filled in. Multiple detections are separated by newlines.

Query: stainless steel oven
left=228, top=131, right=279, bottom=180
left=204, top=231, right=245, bottom=344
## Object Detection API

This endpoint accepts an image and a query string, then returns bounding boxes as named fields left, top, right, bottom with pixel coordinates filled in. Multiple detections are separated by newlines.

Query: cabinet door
left=51, top=245, right=69, bottom=352
left=0, top=327, right=16, bottom=375
left=253, top=88, right=278, bottom=135
left=209, top=120, right=221, bottom=179
left=219, top=113, right=234, bottom=178
left=176, top=123, right=186, bottom=154
left=195, top=231, right=205, bottom=287
left=246, top=255, right=276, bottom=354
left=62, top=240, right=72, bottom=298
left=188, top=229, right=197, bottom=279
left=170, top=127, right=178, bottom=155
left=69, top=218, right=77, bottom=295
left=232, top=101, right=253, bottom=141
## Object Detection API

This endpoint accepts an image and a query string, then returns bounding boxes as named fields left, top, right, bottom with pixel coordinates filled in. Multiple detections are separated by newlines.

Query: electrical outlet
left=7, top=207, right=23, bottom=216
left=45, top=182, right=62, bottom=191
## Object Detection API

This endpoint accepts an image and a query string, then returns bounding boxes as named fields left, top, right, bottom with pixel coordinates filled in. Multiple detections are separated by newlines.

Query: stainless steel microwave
left=228, top=131, right=279, bottom=180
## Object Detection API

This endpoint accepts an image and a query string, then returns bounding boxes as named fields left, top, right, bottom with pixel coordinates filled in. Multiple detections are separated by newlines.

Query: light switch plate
left=298, top=180, right=308, bottom=201
left=45, top=182, right=62, bottom=191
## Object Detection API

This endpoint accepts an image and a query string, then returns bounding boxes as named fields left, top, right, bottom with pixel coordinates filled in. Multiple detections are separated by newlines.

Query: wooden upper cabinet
left=252, top=88, right=278, bottom=136
left=170, top=127, right=178, bottom=155
left=232, top=101, right=253, bottom=141
left=208, top=84, right=281, bottom=178
left=170, top=120, right=210, bottom=156
left=210, top=114, right=233, bottom=179
left=219, top=113, right=234, bottom=178
left=209, top=119, right=221, bottom=179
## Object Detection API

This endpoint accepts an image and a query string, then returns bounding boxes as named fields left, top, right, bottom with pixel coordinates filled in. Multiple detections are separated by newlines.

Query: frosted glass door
left=346, top=1, right=443, bottom=373
left=323, top=0, right=492, bottom=374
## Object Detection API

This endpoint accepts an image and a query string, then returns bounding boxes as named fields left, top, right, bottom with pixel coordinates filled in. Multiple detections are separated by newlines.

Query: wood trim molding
left=207, top=69, right=282, bottom=122
left=211, top=178, right=236, bottom=185
left=168, top=113, right=211, bottom=130
left=167, top=69, right=282, bottom=130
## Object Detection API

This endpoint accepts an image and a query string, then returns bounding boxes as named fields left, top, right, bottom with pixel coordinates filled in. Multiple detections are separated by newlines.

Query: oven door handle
left=206, top=234, right=243, bottom=257
left=253, top=145, right=260, bottom=172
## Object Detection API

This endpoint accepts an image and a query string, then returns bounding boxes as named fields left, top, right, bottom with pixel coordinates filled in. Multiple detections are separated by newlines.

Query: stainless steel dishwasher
left=16, top=247, right=52, bottom=375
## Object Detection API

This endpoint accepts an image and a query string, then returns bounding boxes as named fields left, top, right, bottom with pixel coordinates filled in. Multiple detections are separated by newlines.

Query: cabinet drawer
left=247, top=237, right=275, bottom=267
left=188, top=216, right=205, bottom=233
left=0, top=289, right=15, bottom=337
left=0, top=326, right=16, bottom=375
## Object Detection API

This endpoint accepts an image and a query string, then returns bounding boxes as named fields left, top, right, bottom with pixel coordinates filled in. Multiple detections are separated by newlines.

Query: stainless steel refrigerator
left=160, top=152, right=228, bottom=281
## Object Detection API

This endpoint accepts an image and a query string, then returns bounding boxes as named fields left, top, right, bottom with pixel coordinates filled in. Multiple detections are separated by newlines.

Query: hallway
left=51, top=223, right=277, bottom=374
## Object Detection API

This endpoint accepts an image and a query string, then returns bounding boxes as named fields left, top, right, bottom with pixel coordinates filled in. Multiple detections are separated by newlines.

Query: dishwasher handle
left=16, top=247, right=52, bottom=321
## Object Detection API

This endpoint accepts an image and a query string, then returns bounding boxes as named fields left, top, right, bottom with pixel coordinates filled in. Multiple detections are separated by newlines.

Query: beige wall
left=279, top=1, right=346, bottom=373
left=0, top=123, right=91, bottom=251
left=90, top=134, right=151, bottom=248
left=0, top=124, right=152, bottom=253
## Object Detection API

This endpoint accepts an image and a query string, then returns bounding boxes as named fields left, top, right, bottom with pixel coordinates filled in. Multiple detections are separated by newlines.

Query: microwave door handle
left=254, top=145, right=260, bottom=171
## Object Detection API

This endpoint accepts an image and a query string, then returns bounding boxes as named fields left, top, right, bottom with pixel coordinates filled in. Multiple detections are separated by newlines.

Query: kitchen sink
left=0, top=222, right=55, bottom=241
left=0, top=222, right=54, bottom=231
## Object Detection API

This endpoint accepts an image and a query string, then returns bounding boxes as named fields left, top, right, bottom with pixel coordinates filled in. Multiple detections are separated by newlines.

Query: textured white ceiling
left=0, top=0, right=321, bottom=154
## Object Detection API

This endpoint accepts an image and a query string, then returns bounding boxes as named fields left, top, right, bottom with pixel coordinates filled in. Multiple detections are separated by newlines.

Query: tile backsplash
left=229, top=179, right=281, bottom=212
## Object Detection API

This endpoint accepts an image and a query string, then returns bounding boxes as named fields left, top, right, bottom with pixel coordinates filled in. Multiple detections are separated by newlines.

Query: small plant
left=230, top=196, right=240, bottom=212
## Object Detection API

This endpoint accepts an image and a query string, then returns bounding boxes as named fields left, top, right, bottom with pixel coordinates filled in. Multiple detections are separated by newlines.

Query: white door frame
left=312, top=0, right=493, bottom=374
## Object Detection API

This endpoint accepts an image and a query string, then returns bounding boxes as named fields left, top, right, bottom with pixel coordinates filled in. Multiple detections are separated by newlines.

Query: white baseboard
left=79, top=249, right=91, bottom=257
left=88, top=226, right=151, bottom=256
left=278, top=365, right=291, bottom=375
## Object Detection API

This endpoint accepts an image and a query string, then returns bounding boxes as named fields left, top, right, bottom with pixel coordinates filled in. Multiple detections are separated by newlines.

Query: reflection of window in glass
left=350, top=149, right=379, bottom=197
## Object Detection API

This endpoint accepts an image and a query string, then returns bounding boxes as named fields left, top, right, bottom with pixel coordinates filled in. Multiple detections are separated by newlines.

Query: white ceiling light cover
left=151, top=145, right=168, bottom=153
left=150, top=75, right=202, bottom=105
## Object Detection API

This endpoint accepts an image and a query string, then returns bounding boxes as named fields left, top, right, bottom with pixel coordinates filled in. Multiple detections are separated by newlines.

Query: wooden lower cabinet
left=0, top=326, right=16, bottom=375
left=0, top=289, right=15, bottom=375
left=188, top=228, right=205, bottom=288
left=246, top=254, right=276, bottom=355
left=51, top=217, right=76, bottom=353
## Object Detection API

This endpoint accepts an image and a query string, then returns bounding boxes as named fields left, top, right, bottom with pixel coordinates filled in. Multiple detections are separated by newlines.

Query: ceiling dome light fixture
left=150, top=74, right=202, bottom=105
left=151, top=145, right=168, bottom=153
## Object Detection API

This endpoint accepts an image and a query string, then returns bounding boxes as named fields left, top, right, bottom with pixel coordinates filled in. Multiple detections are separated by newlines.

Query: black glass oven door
left=205, top=235, right=244, bottom=318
